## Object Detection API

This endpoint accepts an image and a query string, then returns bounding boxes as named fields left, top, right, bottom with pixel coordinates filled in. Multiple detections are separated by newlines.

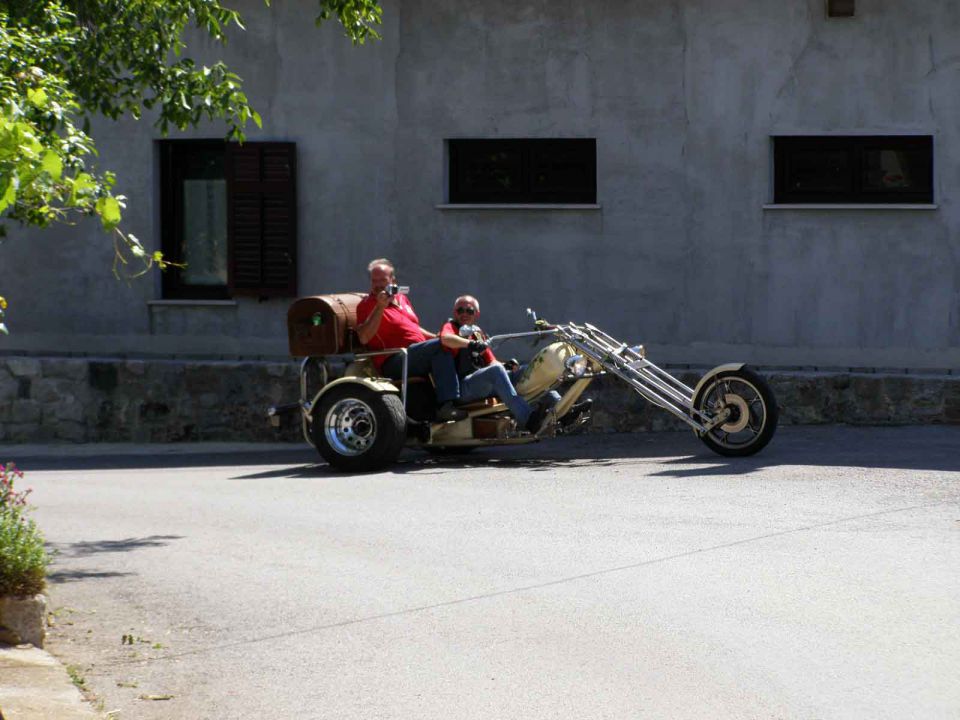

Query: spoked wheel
left=693, top=366, right=778, bottom=457
left=312, top=385, right=406, bottom=472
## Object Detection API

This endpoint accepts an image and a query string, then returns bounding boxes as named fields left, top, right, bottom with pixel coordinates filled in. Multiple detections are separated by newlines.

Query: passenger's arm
left=420, top=327, right=438, bottom=339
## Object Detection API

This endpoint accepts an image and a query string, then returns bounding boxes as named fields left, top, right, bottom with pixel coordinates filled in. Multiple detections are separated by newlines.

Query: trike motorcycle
left=270, top=294, right=778, bottom=472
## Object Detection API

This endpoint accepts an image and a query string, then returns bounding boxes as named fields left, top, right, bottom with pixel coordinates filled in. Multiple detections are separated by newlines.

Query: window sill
left=148, top=300, right=238, bottom=307
left=435, top=203, right=602, bottom=211
left=763, top=203, right=938, bottom=211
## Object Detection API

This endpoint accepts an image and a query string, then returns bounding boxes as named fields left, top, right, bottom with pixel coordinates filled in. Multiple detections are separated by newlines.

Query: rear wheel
left=693, top=366, right=778, bottom=457
left=312, top=385, right=406, bottom=472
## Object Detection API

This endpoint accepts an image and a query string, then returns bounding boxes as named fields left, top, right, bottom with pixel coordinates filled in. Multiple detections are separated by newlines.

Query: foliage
left=1, top=462, right=30, bottom=509
left=0, top=462, right=49, bottom=596
left=0, top=0, right=382, bottom=329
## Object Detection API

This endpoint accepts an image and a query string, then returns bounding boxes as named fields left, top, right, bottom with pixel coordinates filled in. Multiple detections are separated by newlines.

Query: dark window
left=449, top=139, right=596, bottom=204
left=160, top=140, right=297, bottom=299
left=826, top=0, right=855, bottom=17
left=774, top=136, right=932, bottom=204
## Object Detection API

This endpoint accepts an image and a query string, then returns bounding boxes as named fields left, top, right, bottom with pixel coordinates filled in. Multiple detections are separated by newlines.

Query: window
left=160, top=141, right=297, bottom=299
left=448, top=139, right=596, bottom=204
left=774, top=136, right=933, bottom=204
left=826, top=0, right=855, bottom=17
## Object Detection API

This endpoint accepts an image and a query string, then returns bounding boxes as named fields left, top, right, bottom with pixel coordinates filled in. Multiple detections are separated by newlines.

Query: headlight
left=564, top=354, right=589, bottom=377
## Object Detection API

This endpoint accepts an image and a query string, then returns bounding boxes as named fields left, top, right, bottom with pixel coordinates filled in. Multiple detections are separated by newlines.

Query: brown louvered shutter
left=226, top=142, right=297, bottom=296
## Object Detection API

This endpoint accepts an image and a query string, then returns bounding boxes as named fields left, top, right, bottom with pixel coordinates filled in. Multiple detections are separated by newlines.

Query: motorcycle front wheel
left=693, top=366, right=778, bottom=457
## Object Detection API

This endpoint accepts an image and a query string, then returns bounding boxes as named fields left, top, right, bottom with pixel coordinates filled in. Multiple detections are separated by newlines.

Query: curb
left=0, top=643, right=102, bottom=719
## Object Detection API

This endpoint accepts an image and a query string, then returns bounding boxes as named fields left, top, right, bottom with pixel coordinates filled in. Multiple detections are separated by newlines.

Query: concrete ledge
left=0, top=642, right=100, bottom=719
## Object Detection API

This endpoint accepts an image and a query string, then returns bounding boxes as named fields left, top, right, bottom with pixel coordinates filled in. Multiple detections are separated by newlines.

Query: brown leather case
left=287, top=292, right=367, bottom=357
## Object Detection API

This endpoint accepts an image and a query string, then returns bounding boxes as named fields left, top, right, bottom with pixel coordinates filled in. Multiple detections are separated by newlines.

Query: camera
left=385, top=284, right=409, bottom=297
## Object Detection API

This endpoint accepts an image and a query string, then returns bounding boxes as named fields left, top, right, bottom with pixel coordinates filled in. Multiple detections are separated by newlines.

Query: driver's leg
left=461, top=364, right=533, bottom=427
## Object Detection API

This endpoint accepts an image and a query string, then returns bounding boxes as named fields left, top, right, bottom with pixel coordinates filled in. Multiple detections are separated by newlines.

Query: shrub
left=0, top=463, right=49, bottom=596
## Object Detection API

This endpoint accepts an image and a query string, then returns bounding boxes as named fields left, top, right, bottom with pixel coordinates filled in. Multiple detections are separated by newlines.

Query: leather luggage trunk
left=287, top=292, right=367, bottom=357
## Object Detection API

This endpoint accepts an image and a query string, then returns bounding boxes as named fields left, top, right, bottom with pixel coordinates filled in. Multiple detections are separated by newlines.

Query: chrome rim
left=324, top=398, right=377, bottom=456
left=700, top=377, right=767, bottom=449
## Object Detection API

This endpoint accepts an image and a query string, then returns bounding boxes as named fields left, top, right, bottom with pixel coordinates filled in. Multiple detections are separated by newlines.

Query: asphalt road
left=9, top=426, right=960, bottom=720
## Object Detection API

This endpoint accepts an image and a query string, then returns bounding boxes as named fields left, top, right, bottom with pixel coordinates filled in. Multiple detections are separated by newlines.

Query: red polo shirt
left=439, top=320, right=497, bottom=366
left=356, top=293, right=426, bottom=370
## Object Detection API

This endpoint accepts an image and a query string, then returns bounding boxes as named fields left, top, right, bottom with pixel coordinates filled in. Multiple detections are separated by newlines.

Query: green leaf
left=26, top=88, right=48, bottom=108
left=0, top=180, right=16, bottom=214
left=252, top=111, right=262, bottom=129
left=95, top=196, right=122, bottom=230
left=41, top=151, right=63, bottom=181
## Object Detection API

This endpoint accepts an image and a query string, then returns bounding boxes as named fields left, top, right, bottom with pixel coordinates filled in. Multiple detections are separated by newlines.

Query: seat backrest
left=287, top=292, right=367, bottom=357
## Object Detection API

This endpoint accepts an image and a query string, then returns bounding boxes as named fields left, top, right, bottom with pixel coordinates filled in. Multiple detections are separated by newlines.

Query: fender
left=692, top=363, right=746, bottom=403
left=308, top=376, right=400, bottom=419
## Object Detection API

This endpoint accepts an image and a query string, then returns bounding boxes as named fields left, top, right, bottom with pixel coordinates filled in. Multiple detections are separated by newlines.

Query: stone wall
left=0, top=356, right=957, bottom=444
left=589, top=370, right=960, bottom=433
left=0, top=356, right=302, bottom=443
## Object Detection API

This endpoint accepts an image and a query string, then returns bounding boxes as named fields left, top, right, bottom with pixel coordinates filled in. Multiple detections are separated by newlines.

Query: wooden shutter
left=226, top=142, right=297, bottom=297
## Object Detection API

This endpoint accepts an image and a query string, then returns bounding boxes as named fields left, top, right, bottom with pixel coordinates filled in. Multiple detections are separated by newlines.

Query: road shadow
left=229, top=425, right=960, bottom=480
left=7, top=448, right=315, bottom=472
left=47, top=535, right=185, bottom=558
left=44, top=535, right=184, bottom=585
left=47, top=569, right=136, bottom=584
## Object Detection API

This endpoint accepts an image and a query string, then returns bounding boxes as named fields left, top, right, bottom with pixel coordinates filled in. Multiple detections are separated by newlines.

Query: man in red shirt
left=356, top=258, right=466, bottom=421
left=438, top=294, right=552, bottom=433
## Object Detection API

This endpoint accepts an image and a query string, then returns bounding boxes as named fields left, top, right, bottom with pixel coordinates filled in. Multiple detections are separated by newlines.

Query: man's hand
left=375, top=291, right=391, bottom=310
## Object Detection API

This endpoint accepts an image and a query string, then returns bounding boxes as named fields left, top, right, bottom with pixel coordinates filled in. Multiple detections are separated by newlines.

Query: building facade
left=1, top=0, right=959, bottom=441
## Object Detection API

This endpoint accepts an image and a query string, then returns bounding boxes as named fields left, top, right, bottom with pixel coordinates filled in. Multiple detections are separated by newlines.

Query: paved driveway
left=9, top=426, right=960, bottom=719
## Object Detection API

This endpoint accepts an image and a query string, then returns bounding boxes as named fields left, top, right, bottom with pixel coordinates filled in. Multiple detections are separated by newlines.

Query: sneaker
left=559, top=399, right=593, bottom=428
left=436, top=401, right=468, bottom=422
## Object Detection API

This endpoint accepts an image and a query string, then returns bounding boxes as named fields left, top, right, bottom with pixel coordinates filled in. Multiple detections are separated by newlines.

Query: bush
left=0, top=463, right=49, bottom=596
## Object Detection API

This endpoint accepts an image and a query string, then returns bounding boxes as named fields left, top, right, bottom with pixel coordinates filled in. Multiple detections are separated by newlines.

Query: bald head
left=453, top=295, right=480, bottom=321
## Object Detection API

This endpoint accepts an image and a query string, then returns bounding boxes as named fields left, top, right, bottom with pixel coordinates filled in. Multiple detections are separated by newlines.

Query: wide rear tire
left=312, top=385, right=406, bottom=472
left=693, top=366, right=778, bottom=457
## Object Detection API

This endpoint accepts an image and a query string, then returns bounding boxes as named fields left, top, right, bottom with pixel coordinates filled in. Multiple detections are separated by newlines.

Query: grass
left=66, top=664, right=88, bottom=691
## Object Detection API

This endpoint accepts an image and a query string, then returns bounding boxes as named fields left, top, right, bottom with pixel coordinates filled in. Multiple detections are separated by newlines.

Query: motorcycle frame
left=486, top=324, right=720, bottom=435
left=283, top=322, right=730, bottom=446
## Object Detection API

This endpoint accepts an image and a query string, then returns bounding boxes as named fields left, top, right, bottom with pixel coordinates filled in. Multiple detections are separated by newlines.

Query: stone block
left=266, top=362, right=295, bottom=378
left=0, top=373, right=17, bottom=403
left=3, top=423, right=40, bottom=441
left=53, top=397, right=86, bottom=423
left=125, top=360, right=147, bottom=376
left=39, top=358, right=87, bottom=381
left=11, top=400, right=41, bottom=423
left=5, top=357, right=41, bottom=378
left=0, top=594, right=47, bottom=648
left=54, top=420, right=87, bottom=442
left=31, top=378, right=73, bottom=404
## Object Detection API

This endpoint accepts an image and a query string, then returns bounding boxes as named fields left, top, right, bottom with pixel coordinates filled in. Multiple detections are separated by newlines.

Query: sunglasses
left=455, top=307, right=476, bottom=315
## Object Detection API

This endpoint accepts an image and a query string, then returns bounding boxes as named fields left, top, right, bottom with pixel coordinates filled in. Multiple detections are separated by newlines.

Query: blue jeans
left=381, top=339, right=460, bottom=405
left=460, top=364, right=534, bottom=425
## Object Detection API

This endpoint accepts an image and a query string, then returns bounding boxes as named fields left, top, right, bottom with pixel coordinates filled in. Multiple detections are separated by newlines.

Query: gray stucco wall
left=1, top=0, right=958, bottom=371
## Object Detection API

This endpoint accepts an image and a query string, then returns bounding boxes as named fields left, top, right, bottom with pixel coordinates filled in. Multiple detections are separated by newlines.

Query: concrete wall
left=1, top=0, right=958, bottom=370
